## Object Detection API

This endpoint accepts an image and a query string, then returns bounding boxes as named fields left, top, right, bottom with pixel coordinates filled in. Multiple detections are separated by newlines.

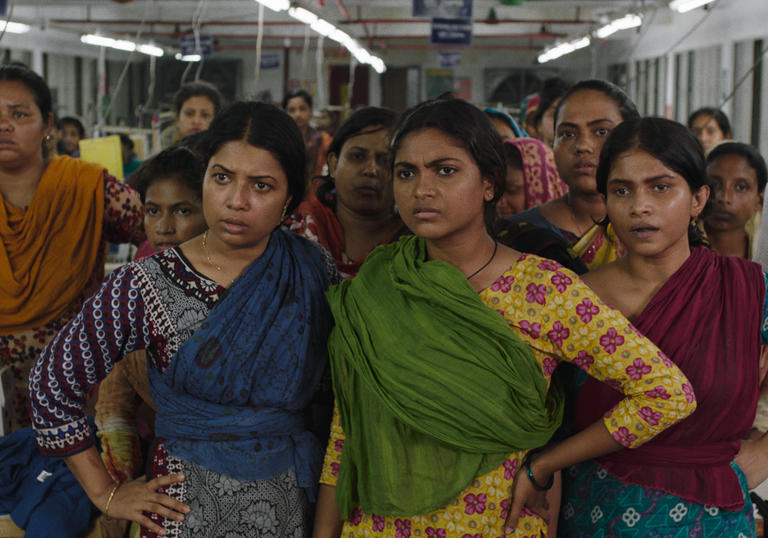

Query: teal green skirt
left=560, top=460, right=755, bottom=537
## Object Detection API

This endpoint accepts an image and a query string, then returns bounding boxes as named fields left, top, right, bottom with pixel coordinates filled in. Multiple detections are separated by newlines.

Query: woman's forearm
left=531, top=420, right=622, bottom=483
left=65, top=445, right=118, bottom=512
left=313, top=484, right=343, bottom=538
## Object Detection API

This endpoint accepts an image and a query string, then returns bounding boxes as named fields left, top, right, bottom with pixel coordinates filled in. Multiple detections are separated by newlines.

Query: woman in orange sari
left=0, top=65, right=144, bottom=431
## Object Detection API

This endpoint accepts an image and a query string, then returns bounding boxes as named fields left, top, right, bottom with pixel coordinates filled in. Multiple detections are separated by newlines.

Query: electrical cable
left=719, top=43, right=768, bottom=110
left=100, top=0, right=151, bottom=127
left=254, top=2, right=264, bottom=92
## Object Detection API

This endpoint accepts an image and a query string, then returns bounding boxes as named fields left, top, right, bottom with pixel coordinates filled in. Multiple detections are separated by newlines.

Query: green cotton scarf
left=327, top=236, right=563, bottom=518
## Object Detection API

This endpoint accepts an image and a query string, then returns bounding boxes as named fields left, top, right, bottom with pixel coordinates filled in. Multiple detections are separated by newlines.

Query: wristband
left=523, top=450, right=553, bottom=491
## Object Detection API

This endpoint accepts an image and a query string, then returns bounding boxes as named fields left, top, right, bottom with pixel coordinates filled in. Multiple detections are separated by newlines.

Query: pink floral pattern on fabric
left=550, top=271, right=572, bottom=292
left=503, top=458, right=518, bottom=480
left=626, top=358, right=652, bottom=380
left=518, top=320, right=541, bottom=339
left=525, top=283, right=547, bottom=305
left=463, top=493, right=487, bottom=515
left=576, top=297, right=600, bottom=323
left=683, top=383, right=695, bottom=403
left=612, top=426, right=638, bottom=446
left=541, top=357, right=558, bottom=376
left=319, top=254, right=695, bottom=538
left=426, top=527, right=447, bottom=538
left=491, top=275, right=515, bottom=293
left=350, top=507, right=363, bottom=526
left=395, top=518, right=411, bottom=537
left=599, top=328, right=625, bottom=354
left=639, top=406, right=664, bottom=426
left=537, top=259, right=560, bottom=272
left=546, top=321, right=569, bottom=347
left=573, top=351, right=595, bottom=372
left=645, top=385, right=671, bottom=400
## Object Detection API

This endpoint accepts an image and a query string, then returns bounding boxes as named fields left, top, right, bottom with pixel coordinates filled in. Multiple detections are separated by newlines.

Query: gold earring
left=280, top=204, right=288, bottom=222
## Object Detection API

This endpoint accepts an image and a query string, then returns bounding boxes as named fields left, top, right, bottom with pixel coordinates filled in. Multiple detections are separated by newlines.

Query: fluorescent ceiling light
left=669, top=0, right=716, bottom=13
left=137, top=44, right=164, bottom=57
left=175, top=53, right=202, bottom=62
left=288, top=6, right=317, bottom=25
left=286, top=6, right=386, bottom=73
left=595, top=14, right=642, bottom=39
left=538, top=36, right=590, bottom=64
left=81, top=34, right=164, bottom=57
left=254, top=0, right=289, bottom=12
left=311, top=18, right=336, bottom=38
left=0, top=20, right=30, bottom=34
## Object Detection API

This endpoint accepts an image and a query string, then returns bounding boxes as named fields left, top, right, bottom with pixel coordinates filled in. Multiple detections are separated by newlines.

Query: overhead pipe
left=107, top=31, right=564, bottom=40
left=216, top=43, right=539, bottom=51
left=49, top=17, right=596, bottom=26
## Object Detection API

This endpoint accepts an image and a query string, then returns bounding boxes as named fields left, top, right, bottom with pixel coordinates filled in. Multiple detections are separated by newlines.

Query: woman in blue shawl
left=29, top=102, right=336, bottom=537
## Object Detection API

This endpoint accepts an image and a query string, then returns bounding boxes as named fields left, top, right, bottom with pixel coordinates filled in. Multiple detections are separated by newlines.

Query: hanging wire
left=181, top=0, right=208, bottom=84
left=719, top=43, right=768, bottom=110
left=302, top=23, right=311, bottom=80
left=254, top=2, right=265, bottom=93
left=100, top=0, right=151, bottom=126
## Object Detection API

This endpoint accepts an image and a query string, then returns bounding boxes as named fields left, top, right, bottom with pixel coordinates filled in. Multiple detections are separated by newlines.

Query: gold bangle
left=104, top=483, right=120, bottom=516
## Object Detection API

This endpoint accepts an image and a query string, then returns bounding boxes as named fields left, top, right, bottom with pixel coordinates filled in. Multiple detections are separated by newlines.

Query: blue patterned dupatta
left=148, top=229, right=333, bottom=495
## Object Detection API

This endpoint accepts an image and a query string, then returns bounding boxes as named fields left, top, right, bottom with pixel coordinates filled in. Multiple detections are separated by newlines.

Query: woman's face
left=285, top=96, right=312, bottom=132
left=57, top=124, right=81, bottom=154
left=705, top=153, right=763, bottom=233
left=605, top=149, right=708, bottom=259
left=144, top=176, right=207, bottom=251
left=0, top=80, right=51, bottom=168
left=690, top=114, right=728, bottom=152
left=329, top=125, right=394, bottom=219
left=177, top=95, right=215, bottom=138
left=537, top=98, right=560, bottom=148
left=202, top=140, right=291, bottom=252
left=393, top=128, right=493, bottom=243
left=496, top=165, right=526, bottom=219
left=491, top=117, right=517, bottom=141
left=553, top=89, right=623, bottom=195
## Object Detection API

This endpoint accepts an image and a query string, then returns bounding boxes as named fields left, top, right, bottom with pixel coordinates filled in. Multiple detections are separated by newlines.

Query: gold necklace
left=202, top=230, right=223, bottom=272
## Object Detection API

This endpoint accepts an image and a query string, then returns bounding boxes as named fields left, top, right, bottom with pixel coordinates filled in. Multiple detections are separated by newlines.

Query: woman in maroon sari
left=560, top=117, right=767, bottom=536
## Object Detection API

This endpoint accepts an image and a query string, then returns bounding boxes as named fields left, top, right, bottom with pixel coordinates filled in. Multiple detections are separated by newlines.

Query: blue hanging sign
left=413, top=0, right=472, bottom=18
left=260, top=53, right=280, bottom=70
left=439, top=52, right=461, bottom=67
left=179, top=34, right=214, bottom=56
left=430, top=18, right=472, bottom=46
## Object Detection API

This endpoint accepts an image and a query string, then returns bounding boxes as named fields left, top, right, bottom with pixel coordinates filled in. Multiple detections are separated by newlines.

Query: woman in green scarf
left=313, top=98, right=697, bottom=538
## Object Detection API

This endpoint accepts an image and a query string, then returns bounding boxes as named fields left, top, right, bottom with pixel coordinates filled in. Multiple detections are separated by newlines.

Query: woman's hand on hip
left=104, top=473, right=189, bottom=536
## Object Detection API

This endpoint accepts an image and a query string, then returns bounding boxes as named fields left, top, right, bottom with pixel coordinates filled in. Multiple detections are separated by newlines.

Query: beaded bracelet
left=104, top=483, right=120, bottom=516
left=523, top=450, right=553, bottom=491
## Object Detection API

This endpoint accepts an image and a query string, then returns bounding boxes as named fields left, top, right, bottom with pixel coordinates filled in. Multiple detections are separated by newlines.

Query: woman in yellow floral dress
left=312, top=98, right=696, bottom=538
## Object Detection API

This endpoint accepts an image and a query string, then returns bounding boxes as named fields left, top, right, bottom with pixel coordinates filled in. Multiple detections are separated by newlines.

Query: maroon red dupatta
left=575, top=247, right=764, bottom=509
left=291, top=199, right=409, bottom=278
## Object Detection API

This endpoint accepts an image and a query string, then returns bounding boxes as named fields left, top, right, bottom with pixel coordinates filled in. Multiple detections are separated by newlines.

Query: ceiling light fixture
left=253, top=0, right=289, bottom=12
left=81, top=34, right=164, bottom=57
left=0, top=20, right=30, bottom=34
left=669, top=0, right=716, bottom=13
left=538, top=36, right=591, bottom=64
left=286, top=6, right=386, bottom=73
left=175, top=53, right=202, bottom=62
left=595, top=14, right=642, bottom=39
